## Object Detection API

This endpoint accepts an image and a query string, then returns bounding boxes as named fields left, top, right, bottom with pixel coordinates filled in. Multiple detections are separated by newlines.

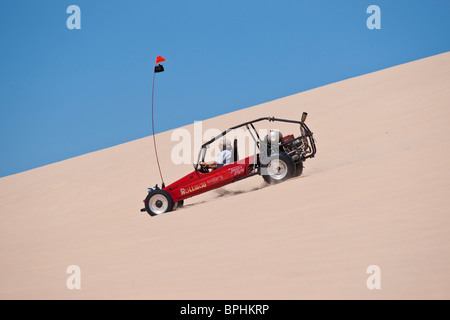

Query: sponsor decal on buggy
left=180, top=182, right=207, bottom=196
left=230, top=166, right=245, bottom=176
left=207, top=175, right=224, bottom=185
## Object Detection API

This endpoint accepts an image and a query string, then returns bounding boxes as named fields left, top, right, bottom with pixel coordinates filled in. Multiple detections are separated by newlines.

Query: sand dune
left=1, top=52, right=450, bottom=299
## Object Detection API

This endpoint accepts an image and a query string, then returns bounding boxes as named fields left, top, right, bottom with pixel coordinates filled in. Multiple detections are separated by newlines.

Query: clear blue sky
left=1, top=0, right=449, bottom=177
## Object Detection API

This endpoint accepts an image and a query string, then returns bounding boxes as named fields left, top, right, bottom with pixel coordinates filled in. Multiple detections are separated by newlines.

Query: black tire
left=294, top=162, right=304, bottom=177
left=144, top=190, right=174, bottom=217
left=174, top=199, right=184, bottom=209
left=261, top=152, right=295, bottom=184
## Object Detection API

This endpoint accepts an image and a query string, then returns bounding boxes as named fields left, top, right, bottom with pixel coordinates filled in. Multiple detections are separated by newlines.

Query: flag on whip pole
left=155, top=55, right=166, bottom=65
left=152, top=55, right=166, bottom=187
left=154, top=56, right=166, bottom=73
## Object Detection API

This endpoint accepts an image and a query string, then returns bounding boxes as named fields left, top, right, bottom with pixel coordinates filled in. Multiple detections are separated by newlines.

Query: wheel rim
left=268, top=159, right=288, bottom=180
left=149, top=194, right=169, bottom=215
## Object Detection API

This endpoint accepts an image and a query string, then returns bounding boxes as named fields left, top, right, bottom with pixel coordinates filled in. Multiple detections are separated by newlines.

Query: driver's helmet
left=219, top=139, right=232, bottom=151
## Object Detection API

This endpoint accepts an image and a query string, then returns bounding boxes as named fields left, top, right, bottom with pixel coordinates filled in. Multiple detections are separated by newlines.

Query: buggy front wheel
left=145, top=190, right=174, bottom=217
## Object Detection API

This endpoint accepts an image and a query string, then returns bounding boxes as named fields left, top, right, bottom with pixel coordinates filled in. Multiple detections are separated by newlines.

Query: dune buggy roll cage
left=194, top=115, right=317, bottom=171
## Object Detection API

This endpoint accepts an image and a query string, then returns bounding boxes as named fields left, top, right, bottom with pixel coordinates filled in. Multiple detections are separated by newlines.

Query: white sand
left=1, top=52, right=449, bottom=299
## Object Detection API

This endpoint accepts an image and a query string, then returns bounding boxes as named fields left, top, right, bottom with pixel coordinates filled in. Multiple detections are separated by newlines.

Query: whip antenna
left=152, top=56, right=166, bottom=188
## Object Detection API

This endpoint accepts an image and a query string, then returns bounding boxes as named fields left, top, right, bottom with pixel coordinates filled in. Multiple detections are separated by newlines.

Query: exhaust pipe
left=301, top=112, right=308, bottom=123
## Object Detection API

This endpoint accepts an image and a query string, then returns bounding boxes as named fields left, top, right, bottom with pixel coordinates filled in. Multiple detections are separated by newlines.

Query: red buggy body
left=165, top=155, right=255, bottom=203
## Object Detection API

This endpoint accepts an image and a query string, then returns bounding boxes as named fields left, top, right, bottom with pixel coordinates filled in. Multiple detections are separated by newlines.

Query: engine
left=263, top=130, right=311, bottom=164
left=280, top=134, right=310, bottom=164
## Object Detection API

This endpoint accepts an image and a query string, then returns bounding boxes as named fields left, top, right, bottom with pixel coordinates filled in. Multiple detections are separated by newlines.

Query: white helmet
left=219, top=139, right=232, bottom=151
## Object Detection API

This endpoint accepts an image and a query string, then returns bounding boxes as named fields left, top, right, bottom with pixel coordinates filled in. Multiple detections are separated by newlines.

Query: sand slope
left=1, top=52, right=450, bottom=299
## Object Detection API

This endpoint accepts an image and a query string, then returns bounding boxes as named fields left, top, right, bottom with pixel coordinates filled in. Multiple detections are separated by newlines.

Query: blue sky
left=1, top=0, right=449, bottom=177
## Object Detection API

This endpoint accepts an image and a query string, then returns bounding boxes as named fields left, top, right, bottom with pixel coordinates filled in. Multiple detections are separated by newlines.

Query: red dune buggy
left=141, top=113, right=316, bottom=216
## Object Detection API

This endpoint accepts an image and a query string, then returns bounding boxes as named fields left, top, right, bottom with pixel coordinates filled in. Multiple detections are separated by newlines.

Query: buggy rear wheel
left=145, top=190, right=174, bottom=216
left=262, top=152, right=295, bottom=184
left=174, top=199, right=184, bottom=209
left=294, top=162, right=304, bottom=177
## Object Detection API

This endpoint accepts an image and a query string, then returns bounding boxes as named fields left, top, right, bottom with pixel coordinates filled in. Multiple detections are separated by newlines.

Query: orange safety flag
left=155, top=56, right=166, bottom=66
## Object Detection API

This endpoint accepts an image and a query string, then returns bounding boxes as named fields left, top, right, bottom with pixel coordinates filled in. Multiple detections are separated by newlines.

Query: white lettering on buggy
left=207, top=175, right=224, bottom=185
left=180, top=182, right=207, bottom=196
left=230, top=166, right=244, bottom=176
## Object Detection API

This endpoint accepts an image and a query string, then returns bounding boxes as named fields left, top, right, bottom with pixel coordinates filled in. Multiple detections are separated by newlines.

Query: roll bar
left=195, top=115, right=316, bottom=168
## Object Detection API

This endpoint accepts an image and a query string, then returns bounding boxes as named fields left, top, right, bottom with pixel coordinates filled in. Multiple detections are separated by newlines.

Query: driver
left=201, top=139, right=232, bottom=169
